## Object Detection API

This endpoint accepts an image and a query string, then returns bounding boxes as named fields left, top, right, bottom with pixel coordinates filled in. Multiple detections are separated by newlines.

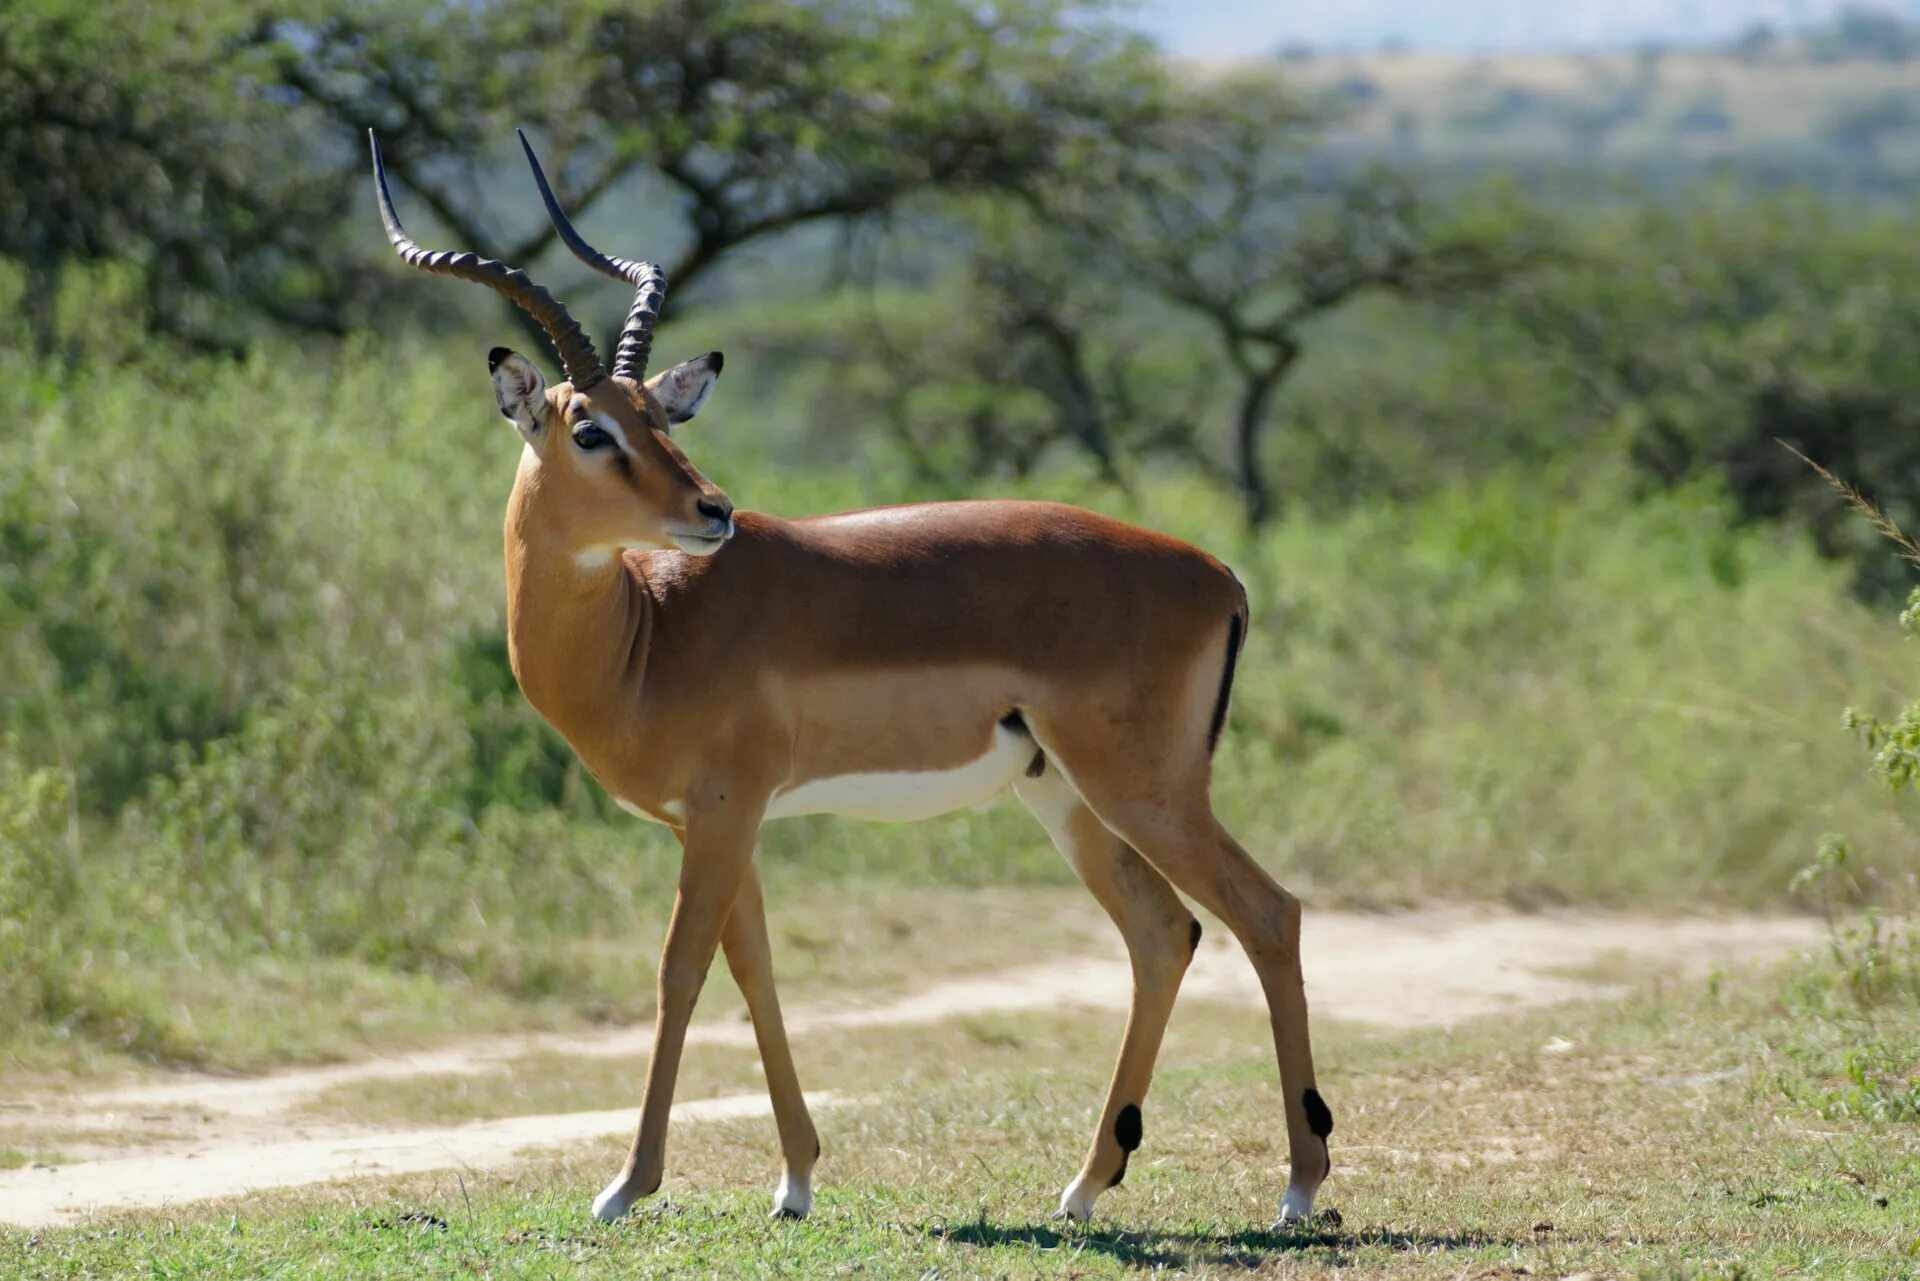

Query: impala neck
left=502, top=462, right=651, bottom=741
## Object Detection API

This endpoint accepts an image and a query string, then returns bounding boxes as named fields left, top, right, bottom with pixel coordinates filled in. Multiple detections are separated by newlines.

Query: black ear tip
left=706, top=351, right=724, bottom=373
left=488, top=347, right=513, bottom=373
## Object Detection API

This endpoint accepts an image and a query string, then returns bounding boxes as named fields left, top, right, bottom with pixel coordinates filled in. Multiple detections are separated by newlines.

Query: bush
left=0, top=745, right=75, bottom=1029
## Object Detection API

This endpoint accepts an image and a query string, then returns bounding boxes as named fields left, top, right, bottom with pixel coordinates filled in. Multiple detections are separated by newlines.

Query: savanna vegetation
left=5, top=0, right=1920, bottom=1070
left=5, top=1, right=1920, bottom=1275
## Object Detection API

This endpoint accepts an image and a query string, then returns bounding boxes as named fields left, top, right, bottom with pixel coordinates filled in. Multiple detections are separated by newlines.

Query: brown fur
left=511, top=501, right=1243, bottom=813
left=494, top=366, right=1327, bottom=1228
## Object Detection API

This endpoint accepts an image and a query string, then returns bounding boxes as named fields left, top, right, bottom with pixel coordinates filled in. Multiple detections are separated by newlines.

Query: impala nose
left=696, top=496, right=733, bottom=528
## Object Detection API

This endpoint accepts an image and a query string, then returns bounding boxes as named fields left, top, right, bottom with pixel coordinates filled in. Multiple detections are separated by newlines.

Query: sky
left=1131, top=0, right=1920, bottom=56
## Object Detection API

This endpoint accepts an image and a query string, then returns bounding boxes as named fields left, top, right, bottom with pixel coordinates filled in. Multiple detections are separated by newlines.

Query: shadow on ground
left=932, top=1217, right=1524, bottom=1269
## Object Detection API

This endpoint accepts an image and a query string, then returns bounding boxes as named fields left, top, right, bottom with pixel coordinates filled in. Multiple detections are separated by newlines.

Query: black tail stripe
left=1205, top=613, right=1243, bottom=756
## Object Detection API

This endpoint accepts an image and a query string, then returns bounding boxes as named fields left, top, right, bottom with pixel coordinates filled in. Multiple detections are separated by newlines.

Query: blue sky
left=1131, top=0, right=1920, bottom=56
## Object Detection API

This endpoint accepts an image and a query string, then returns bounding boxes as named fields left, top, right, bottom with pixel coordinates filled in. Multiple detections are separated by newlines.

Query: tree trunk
left=1234, top=364, right=1287, bottom=528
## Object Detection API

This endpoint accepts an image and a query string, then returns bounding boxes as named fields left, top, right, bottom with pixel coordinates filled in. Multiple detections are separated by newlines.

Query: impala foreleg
left=1014, top=767, right=1198, bottom=1223
left=593, top=799, right=762, bottom=1223
left=719, top=863, right=820, bottom=1219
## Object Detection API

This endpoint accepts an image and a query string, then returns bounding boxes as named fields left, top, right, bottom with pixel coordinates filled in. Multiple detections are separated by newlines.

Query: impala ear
left=645, top=351, right=723, bottom=426
left=488, top=347, right=549, bottom=439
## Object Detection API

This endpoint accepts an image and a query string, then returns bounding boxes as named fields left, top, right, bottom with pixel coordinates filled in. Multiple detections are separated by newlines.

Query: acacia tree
left=259, top=0, right=1160, bottom=316
left=0, top=3, right=363, bottom=348
left=1036, top=76, right=1549, bottom=524
left=784, top=76, right=1547, bottom=521
left=2, top=0, right=1161, bottom=349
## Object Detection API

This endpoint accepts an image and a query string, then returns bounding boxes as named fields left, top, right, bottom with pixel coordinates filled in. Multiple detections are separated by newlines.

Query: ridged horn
left=369, top=130, right=604, bottom=390
left=517, top=129, right=668, bottom=385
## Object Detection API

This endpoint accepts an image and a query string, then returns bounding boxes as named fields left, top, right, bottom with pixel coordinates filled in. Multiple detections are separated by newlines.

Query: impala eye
left=572, top=423, right=612, bottom=451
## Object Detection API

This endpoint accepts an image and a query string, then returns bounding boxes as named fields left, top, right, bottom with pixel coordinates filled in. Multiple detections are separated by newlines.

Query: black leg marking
left=1303, top=1087, right=1333, bottom=1174
left=815, top=1137, right=822, bottom=1162
left=1302, top=1089, right=1333, bottom=1139
left=1107, top=1103, right=1143, bottom=1187
left=1026, top=751, right=1046, bottom=778
left=1189, top=918, right=1202, bottom=954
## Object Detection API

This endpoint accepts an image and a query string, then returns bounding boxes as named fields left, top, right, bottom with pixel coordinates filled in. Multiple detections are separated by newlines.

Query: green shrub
left=1779, top=836, right=1920, bottom=1122
left=0, top=745, right=75, bottom=1028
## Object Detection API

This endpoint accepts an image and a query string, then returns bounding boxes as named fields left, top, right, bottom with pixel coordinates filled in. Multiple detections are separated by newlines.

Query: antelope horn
left=369, top=131, right=605, bottom=390
left=517, top=129, right=668, bottom=385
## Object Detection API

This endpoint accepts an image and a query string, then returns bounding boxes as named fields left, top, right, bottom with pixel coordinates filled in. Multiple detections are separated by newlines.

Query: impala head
left=371, top=129, right=733, bottom=558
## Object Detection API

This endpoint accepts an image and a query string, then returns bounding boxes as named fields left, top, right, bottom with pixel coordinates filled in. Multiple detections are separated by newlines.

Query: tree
left=2, top=0, right=1162, bottom=350
left=1496, top=193, right=1920, bottom=597
left=252, top=0, right=1164, bottom=332
left=0, top=3, right=366, bottom=350
left=982, top=78, right=1546, bottom=522
left=756, top=75, right=1548, bottom=523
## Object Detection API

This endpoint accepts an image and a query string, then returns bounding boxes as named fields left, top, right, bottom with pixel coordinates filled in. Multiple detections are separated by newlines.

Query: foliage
left=10, top=6, right=1920, bottom=1075
left=0, top=0, right=1160, bottom=351
left=1781, top=836, right=1920, bottom=1123
left=3, top=334, right=1918, bottom=1061
left=1492, top=192, right=1920, bottom=596
left=1848, top=605, right=1920, bottom=793
left=1776, top=482, right=1920, bottom=1126
left=771, top=78, right=1552, bottom=524
left=0, top=744, right=73, bottom=1030
left=1806, top=6, right=1920, bottom=63
left=0, top=1, right=366, bottom=348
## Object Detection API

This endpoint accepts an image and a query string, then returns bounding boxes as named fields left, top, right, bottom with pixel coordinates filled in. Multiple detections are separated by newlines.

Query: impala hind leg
left=593, top=802, right=761, bottom=1223
left=719, top=864, right=820, bottom=1218
left=1014, top=765, right=1198, bottom=1223
left=1062, top=773, right=1330, bottom=1227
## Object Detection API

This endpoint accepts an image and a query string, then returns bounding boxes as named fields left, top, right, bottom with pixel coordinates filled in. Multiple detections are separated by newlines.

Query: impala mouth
left=666, top=508, right=734, bottom=557
left=668, top=523, right=731, bottom=557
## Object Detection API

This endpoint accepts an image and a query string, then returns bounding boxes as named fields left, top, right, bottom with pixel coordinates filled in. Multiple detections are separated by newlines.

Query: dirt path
left=0, top=908, right=1818, bottom=1228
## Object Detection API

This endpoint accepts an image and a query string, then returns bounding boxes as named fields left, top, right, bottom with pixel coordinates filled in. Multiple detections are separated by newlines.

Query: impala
left=369, top=130, right=1333, bottom=1228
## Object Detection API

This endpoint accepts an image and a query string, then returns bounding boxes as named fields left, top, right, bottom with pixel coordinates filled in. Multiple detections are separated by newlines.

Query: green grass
left=5, top=932, right=1917, bottom=1278
left=0, top=884, right=1114, bottom=1080
left=295, top=1001, right=1256, bottom=1130
left=0, top=1148, right=64, bottom=1171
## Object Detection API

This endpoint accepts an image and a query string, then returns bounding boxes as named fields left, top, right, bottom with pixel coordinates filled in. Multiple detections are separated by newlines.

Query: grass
left=0, top=1149, right=64, bottom=1171
left=4, top=934, right=1917, bottom=1278
left=295, top=1001, right=1273, bottom=1131
left=0, top=883, right=1114, bottom=1084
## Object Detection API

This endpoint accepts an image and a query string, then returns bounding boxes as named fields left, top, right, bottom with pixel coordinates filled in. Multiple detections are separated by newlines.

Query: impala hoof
left=1276, top=1185, right=1317, bottom=1226
left=1054, top=1177, right=1098, bottom=1224
left=1275, top=1194, right=1340, bottom=1232
left=771, top=1170, right=812, bottom=1220
left=592, top=1172, right=653, bottom=1223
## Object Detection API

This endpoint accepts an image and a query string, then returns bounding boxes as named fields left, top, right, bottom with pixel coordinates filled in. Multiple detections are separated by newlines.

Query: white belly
left=764, top=722, right=1034, bottom=822
left=615, top=797, right=685, bottom=826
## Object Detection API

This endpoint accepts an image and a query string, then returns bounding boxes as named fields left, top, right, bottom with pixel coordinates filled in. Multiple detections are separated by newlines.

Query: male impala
left=370, top=130, right=1333, bottom=1228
